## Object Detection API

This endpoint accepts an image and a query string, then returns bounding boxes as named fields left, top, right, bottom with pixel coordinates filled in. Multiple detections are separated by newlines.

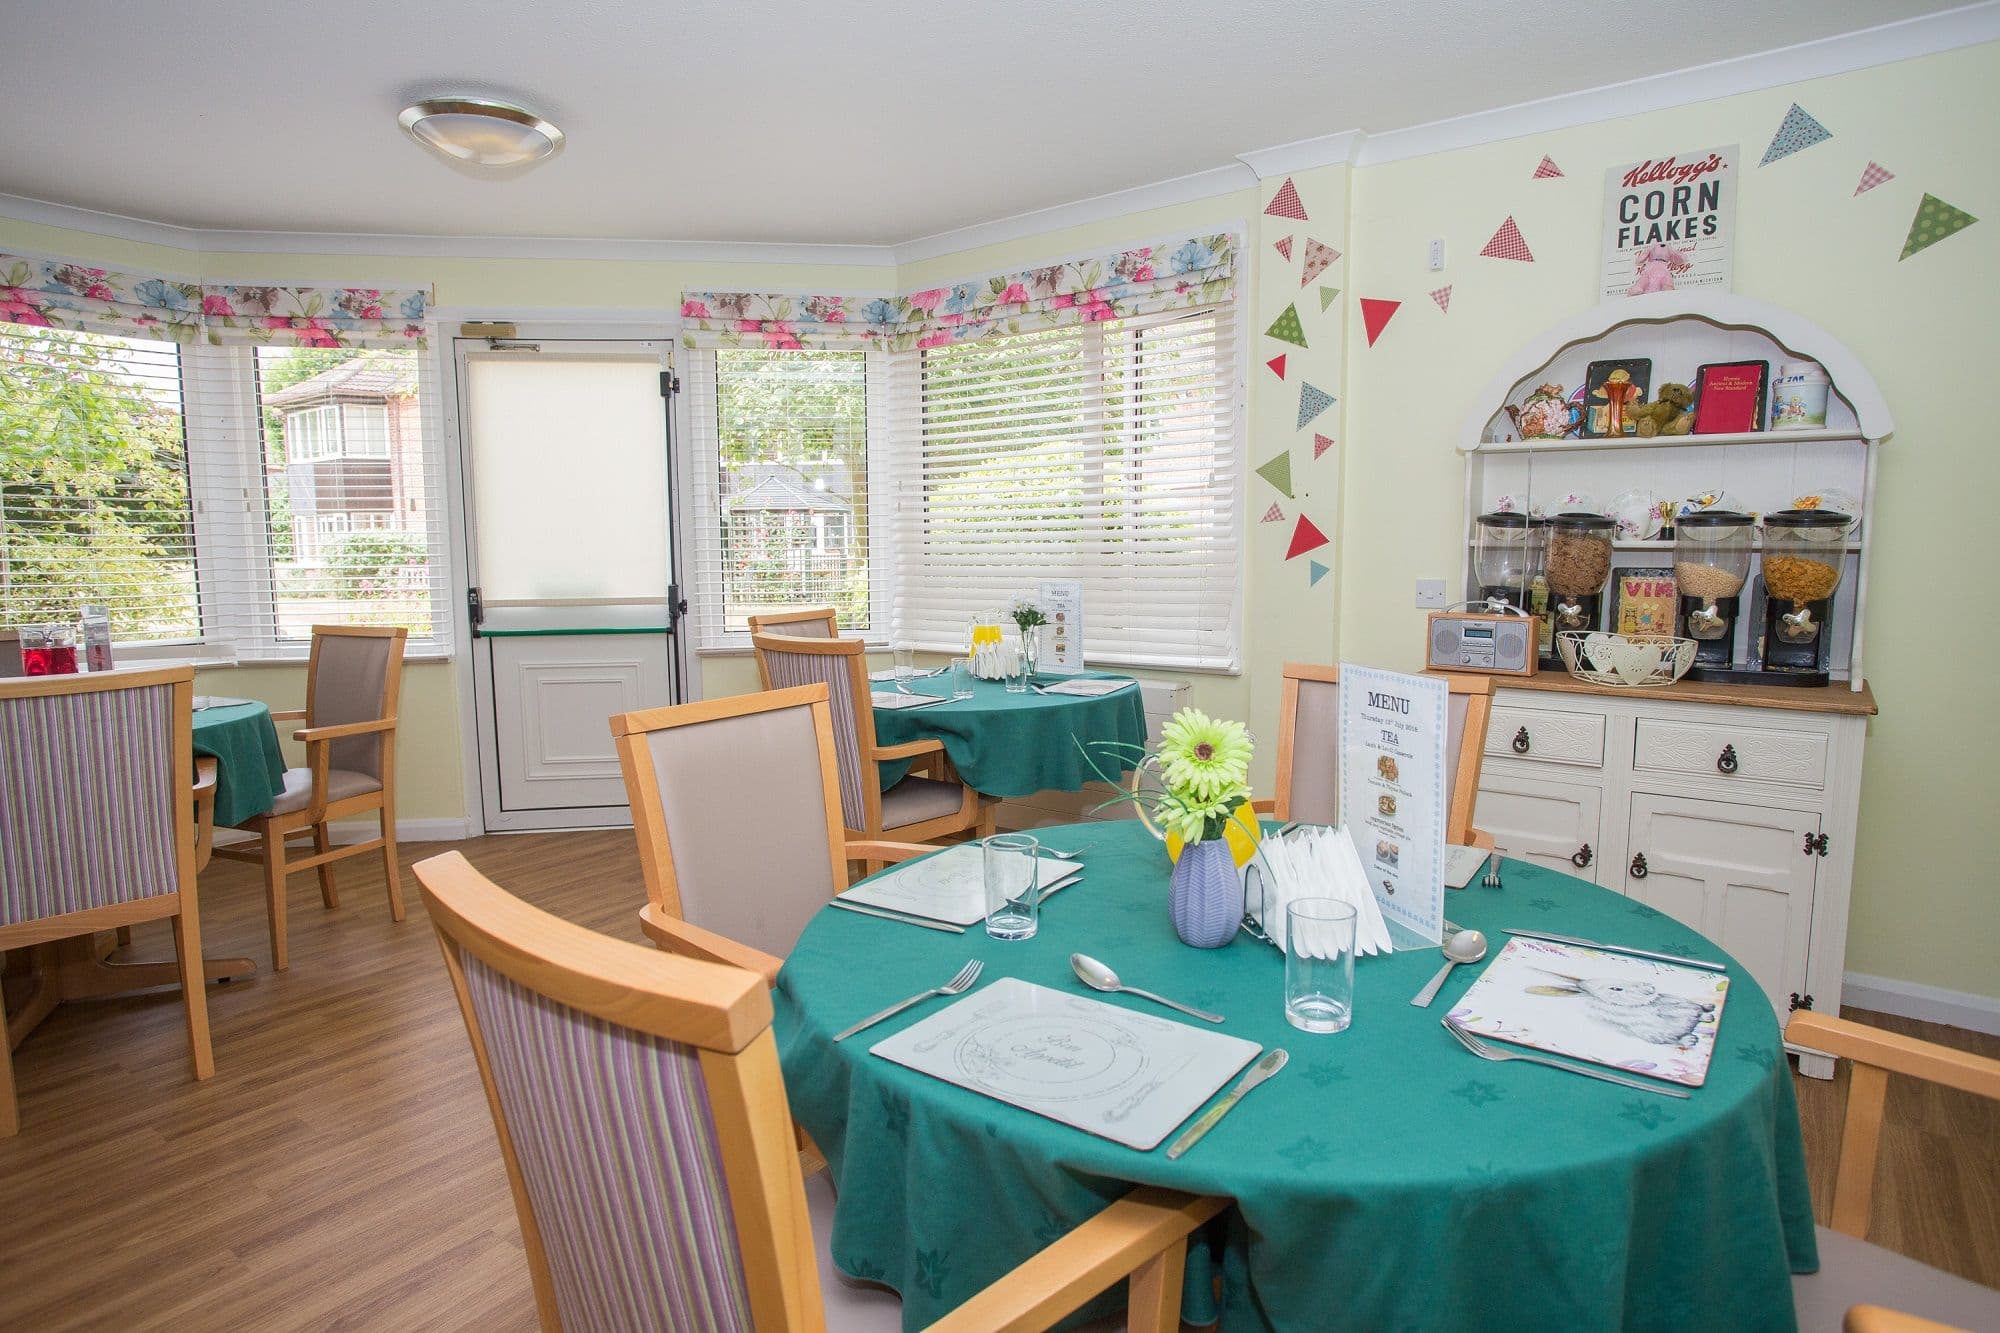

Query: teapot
left=1504, top=384, right=1582, bottom=440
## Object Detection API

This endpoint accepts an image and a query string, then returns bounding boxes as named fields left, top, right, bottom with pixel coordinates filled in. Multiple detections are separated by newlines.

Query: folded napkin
left=1248, top=825, right=1394, bottom=957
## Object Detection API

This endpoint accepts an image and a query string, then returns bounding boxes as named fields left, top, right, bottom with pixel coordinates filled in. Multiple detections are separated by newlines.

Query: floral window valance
left=681, top=232, right=1236, bottom=352
left=0, top=253, right=432, bottom=348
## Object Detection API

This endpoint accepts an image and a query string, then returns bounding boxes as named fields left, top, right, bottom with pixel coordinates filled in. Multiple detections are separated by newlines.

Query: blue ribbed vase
left=1169, top=837, right=1243, bottom=949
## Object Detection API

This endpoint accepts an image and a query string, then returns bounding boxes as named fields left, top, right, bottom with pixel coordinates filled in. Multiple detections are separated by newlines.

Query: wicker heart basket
left=1556, top=631, right=1698, bottom=688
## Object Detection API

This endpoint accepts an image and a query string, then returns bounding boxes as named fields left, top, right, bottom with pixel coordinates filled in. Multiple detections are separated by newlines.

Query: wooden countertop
left=1431, top=670, right=1879, bottom=716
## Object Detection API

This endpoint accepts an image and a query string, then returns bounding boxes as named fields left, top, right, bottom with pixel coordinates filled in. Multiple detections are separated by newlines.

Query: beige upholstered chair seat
left=1793, top=1226, right=2000, bottom=1331
left=269, top=766, right=382, bottom=815
left=879, top=775, right=972, bottom=830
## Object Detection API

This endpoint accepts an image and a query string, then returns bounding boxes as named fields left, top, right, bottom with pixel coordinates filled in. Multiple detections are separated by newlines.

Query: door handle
left=1717, top=743, right=1738, bottom=774
left=1629, top=852, right=1648, bottom=879
left=1572, top=843, right=1593, bottom=869
left=1512, top=726, right=1531, bottom=754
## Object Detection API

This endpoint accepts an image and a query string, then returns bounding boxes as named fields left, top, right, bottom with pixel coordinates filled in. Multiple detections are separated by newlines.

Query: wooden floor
left=1, top=831, right=1995, bottom=1329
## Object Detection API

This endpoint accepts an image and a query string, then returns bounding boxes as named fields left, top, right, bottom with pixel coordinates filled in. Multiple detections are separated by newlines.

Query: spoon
left=1069, top=953, right=1224, bottom=1023
left=1409, top=929, right=1488, bottom=1008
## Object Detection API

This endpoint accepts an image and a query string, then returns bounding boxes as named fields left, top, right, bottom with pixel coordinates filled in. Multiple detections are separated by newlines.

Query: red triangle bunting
left=1285, top=514, right=1330, bottom=560
left=1313, top=433, right=1335, bottom=460
left=1266, top=353, right=1287, bottom=380
left=1533, top=155, right=1564, bottom=179
left=1260, top=502, right=1285, bottom=524
left=1480, top=216, right=1534, bottom=262
left=1360, top=298, right=1401, bottom=347
left=1273, top=235, right=1294, bottom=261
left=1265, top=178, right=1308, bottom=221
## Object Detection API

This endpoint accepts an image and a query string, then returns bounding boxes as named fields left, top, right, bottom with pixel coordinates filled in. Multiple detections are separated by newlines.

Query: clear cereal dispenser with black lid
left=1543, top=513, right=1616, bottom=663
left=1474, top=511, right=1545, bottom=614
left=1756, top=509, right=1851, bottom=685
left=1673, top=511, right=1754, bottom=681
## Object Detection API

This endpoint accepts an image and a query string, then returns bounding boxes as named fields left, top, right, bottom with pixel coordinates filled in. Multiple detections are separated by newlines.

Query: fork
left=833, top=960, right=984, bottom=1043
left=1482, top=857, right=1503, bottom=890
left=1442, top=1018, right=1689, bottom=1098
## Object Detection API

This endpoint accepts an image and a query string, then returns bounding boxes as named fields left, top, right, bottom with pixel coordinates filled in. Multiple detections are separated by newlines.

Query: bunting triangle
left=1265, top=177, right=1308, bottom=221
left=1313, top=433, right=1335, bottom=460
left=1318, top=285, right=1340, bottom=312
left=1255, top=452, right=1295, bottom=499
left=1308, top=560, right=1331, bottom=587
left=1266, top=353, right=1287, bottom=380
left=1359, top=298, right=1400, bottom=347
left=1430, top=284, right=1453, bottom=314
left=1300, top=238, right=1340, bottom=286
left=1296, top=381, right=1335, bottom=430
left=1273, top=235, right=1294, bottom=261
left=1286, top=515, right=1330, bottom=561
left=1900, top=193, right=1978, bottom=261
left=1854, top=161, right=1894, bottom=196
left=1760, top=103, right=1832, bottom=166
left=1260, top=502, right=1286, bottom=524
left=1479, top=216, right=1534, bottom=262
left=1532, top=155, right=1564, bottom=179
left=1265, top=303, right=1308, bottom=348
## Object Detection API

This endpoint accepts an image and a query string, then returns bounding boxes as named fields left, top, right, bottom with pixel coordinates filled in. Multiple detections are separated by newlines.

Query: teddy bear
left=1629, top=382, right=1695, bottom=437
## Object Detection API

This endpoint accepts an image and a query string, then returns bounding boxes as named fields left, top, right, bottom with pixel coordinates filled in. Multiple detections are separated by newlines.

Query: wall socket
left=1415, top=578, right=1447, bottom=609
left=1427, top=238, right=1446, bottom=271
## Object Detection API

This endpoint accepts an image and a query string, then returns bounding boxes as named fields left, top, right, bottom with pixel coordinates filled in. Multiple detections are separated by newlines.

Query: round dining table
left=191, top=698, right=287, bottom=826
left=774, top=819, right=1818, bottom=1332
left=872, top=675, right=1148, bottom=796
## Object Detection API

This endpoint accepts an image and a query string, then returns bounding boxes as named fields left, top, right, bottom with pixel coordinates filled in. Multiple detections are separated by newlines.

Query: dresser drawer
left=1486, top=705, right=1605, bottom=768
left=1632, top=717, right=1828, bottom=789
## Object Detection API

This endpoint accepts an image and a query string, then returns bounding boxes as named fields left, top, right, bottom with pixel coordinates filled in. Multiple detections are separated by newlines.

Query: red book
left=1692, top=360, right=1768, bottom=434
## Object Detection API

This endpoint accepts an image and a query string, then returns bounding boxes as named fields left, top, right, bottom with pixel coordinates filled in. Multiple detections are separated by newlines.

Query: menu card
left=1038, top=579, right=1084, bottom=674
left=1336, top=664, right=1447, bottom=945
left=838, top=845, right=1081, bottom=926
left=871, top=978, right=1263, bottom=1150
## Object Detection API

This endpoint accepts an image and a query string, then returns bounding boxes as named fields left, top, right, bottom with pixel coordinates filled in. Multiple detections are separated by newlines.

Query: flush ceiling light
left=398, top=97, right=564, bottom=167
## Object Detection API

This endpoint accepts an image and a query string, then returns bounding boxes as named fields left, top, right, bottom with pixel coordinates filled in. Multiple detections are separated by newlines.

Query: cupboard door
left=1473, top=774, right=1603, bottom=883
left=1624, top=793, right=1818, bottom=1019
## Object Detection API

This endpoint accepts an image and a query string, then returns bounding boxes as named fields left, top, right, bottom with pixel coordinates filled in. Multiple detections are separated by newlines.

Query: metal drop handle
left=1512, top=726, right=1531, bottom=754
left=1717, top=744, right=1738, bottom=775
left=1572, top=844, right=1593, bottom=869
left=1630, top=852, right=1648, bottom=879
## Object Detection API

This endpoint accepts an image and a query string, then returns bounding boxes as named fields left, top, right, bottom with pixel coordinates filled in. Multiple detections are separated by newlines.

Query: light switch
left=1415, top=579, right=1447, bottom=609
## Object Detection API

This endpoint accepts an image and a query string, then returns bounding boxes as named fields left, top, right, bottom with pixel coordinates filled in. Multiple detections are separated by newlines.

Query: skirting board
left=1842, top=971, right=2000, bottom=1037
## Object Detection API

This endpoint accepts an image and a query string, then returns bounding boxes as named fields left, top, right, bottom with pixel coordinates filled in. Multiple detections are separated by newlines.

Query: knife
left=1164, top=1049, right=1288, bottom=1160
left=1502, top=927, right=1726, bottom=972
left=827, top=900, right=966, bottom=933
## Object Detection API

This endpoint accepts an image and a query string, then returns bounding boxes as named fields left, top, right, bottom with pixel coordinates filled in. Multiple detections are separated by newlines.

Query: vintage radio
left=1426, top=610, right=1540, bottom=677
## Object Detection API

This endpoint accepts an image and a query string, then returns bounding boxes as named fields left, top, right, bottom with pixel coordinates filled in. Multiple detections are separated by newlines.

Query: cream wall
left=1338, top=44, right=1999, bottom=1000
left=5, top=40, right=1994, bottom=1000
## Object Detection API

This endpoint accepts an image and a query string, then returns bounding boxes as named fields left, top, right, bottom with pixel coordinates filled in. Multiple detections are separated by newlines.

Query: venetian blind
left=883, top=304, right=1243, bottom=671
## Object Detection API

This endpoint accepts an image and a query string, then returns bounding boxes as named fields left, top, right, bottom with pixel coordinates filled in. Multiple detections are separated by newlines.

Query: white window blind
left=684, top=347, right=881, bottom=648
left=886, top=306, right=1242, bottom=671
left=0, top=326, right=452, bottom=658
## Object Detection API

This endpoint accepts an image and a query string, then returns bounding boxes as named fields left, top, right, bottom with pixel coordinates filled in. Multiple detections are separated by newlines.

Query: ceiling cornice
left=1, top=2, right=1992, bottom=269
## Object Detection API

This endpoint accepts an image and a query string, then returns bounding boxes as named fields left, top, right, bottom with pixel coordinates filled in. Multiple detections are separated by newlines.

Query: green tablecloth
left=873, top=676, right=1148, bottom=797
left=775, top=820, right=1817, bottom=1332
left=191, top=702, right=287, bottom=826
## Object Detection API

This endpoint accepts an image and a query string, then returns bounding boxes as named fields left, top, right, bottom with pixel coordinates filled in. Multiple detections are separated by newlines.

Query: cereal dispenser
left=1473, top=511, right=1544, bottom=614
left=1756, top=509, right=1850, bottom=684
left=1672, top=511, right=1754, bottom=679
left=1543, top=513, right=1617, bottom=659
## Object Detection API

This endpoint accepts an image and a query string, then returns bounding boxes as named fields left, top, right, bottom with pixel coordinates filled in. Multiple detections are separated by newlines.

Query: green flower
left=1158, top=708, right=1252, bottom=802
left=1161, top=783, right=1252, bottom=844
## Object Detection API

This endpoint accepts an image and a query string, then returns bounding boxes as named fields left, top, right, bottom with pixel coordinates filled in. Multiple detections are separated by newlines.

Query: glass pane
left=256, top=346, right=433, bottom=638
left=714, top=349, right=868, bottom=631
left=466, top=354, right=669, bottom=603
left=0, top=326, right=197, bottom=641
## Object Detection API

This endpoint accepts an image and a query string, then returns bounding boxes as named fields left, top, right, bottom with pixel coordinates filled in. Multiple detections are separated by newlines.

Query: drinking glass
left=1004, top=643, right=1030, bottom=694
left=983, top=834, right=1041, bottom=940
left=1285, top=898, right=1357, bottom=1033
left=21, top=625, right=77, bottom=676
left=892, top=644, right=918, bottom=692
left=949, top=657, right=974, bottom=699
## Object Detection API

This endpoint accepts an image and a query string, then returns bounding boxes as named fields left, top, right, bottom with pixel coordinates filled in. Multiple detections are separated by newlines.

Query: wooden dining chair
left=746, top=605, right=840, bottom=638
left=415, top=849, right=1228, bottom=1333
left=1785, top=1011, right=2000, bottom=1333
left=750, top=633, right=993, bottom=853
left=213, top=624, right=407, bottom=970
left=1264, top=663, right=1496, bottom=846
left=0, top=666, right=214, bottom=1136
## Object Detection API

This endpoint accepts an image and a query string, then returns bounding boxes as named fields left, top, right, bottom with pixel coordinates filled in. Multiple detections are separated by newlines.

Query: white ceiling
left=0, top=0, right=1975, bottom=247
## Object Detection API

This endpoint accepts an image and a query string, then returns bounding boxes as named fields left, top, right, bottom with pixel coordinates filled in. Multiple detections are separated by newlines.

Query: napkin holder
left=971, top=641, right=1018, bottom=680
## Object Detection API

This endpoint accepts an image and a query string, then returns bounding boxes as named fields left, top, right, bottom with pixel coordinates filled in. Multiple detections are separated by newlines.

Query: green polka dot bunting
left=1265, top=303, right=1308, bottom=348
left=1899, top=193, right=1978, bottom=261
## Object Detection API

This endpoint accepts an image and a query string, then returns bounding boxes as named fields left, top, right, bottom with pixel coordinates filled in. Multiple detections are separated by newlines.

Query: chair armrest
left=1466, top=828, right=1495, bottom=850
left=1842, top=1305, right=1967, bottom=1333
left=192, top=758, right=218, bottom=871
left=844, top=839, right=938, bottom=865
left=637, top=905, right=783, bottom=987
left=928, top=1187, right=1229, bottom=1333
left=1248, top=798, right=1277, bottom=815
left=292, top=717, right=397, bottom=743
left=1785, top=1012, right=2000, bottom=1100
left=268, top=709, right=307, bottom=722
left=193, top=757, right=218, bottom=795
left=873, top=737, right=945, bottom=762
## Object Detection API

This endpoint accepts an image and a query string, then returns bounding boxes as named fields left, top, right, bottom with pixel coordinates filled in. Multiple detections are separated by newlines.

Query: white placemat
left=1033, top=678, right=1134, bottom=697
left=871, top=690, right=949, bottom=711
left=838, top=844, right=1080, bottom=926
left=1447, top=936, right=1730, bottom=1087
left=870, top=977, right=1263, bottom=1150
left=192, top=695, right=256, bottom=711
